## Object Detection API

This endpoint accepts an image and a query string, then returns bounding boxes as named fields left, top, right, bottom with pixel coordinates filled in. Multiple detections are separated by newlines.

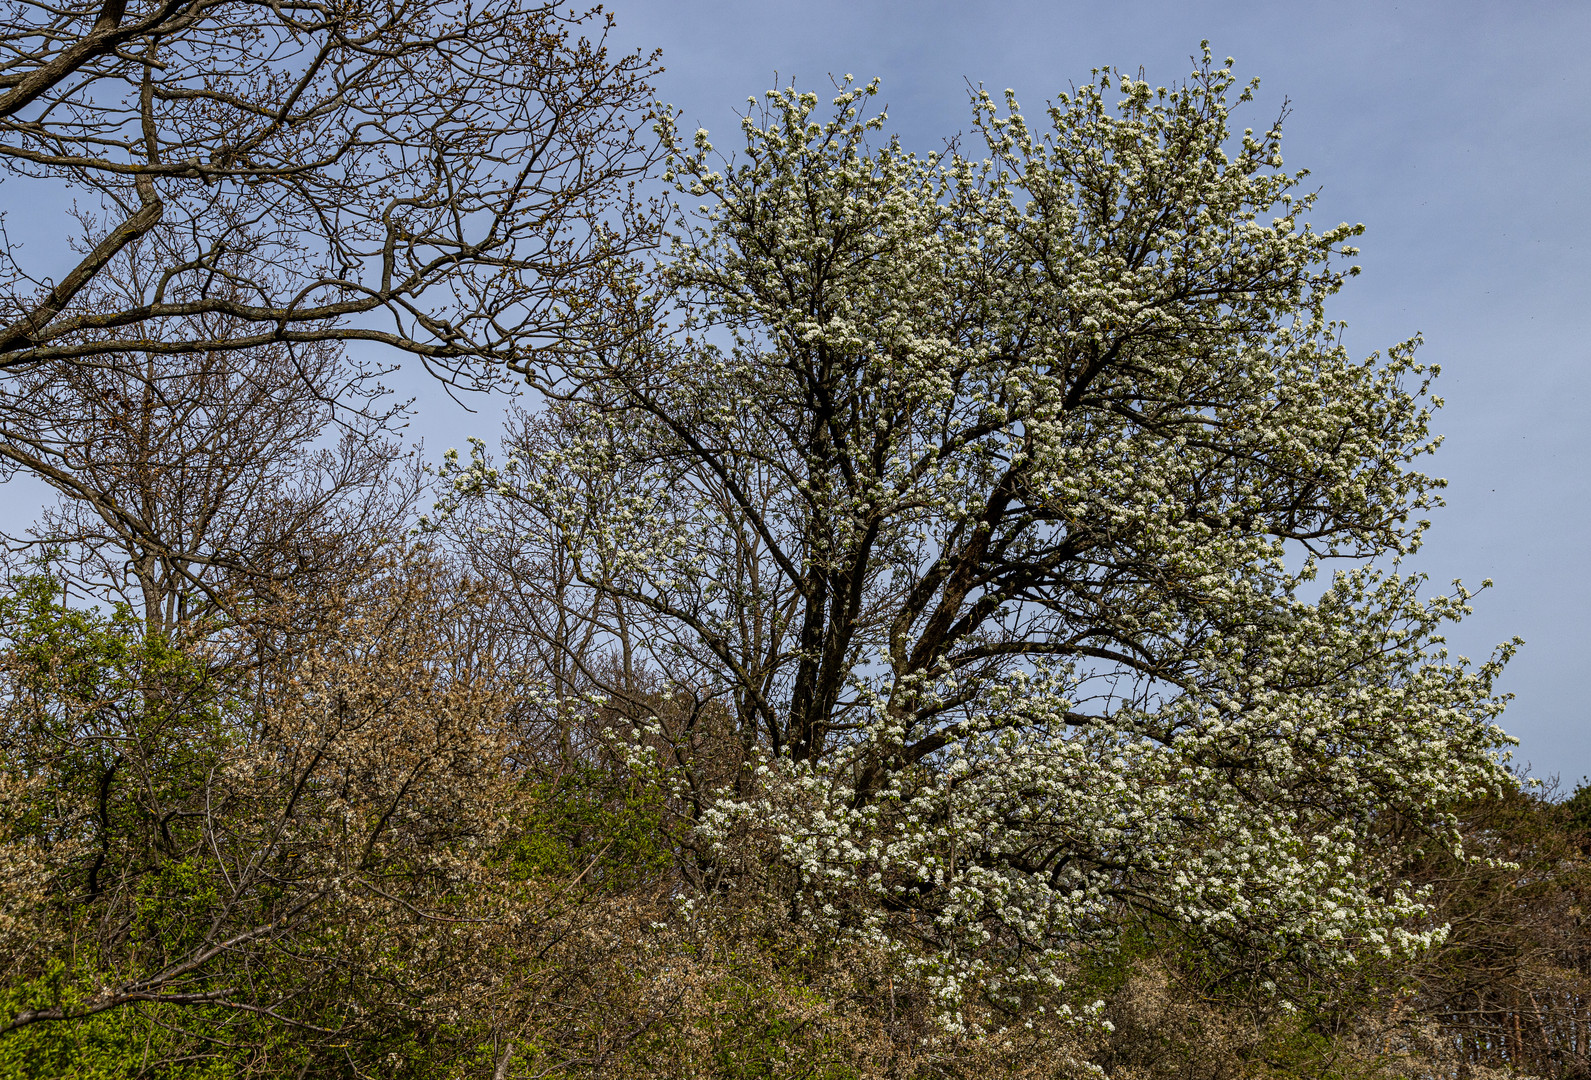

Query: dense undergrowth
left=0, top=570, right=1585, bottom=1079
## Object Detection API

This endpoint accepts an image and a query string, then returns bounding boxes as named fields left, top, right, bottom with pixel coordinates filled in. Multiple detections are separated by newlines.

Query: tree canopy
left=0, top=26, right=1553, bottom=1077
left=443, top=56, right=1518, bottom=1019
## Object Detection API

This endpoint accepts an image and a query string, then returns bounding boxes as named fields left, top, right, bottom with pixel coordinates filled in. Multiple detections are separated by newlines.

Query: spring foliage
left=1, top=42, right=1546, bottom=1080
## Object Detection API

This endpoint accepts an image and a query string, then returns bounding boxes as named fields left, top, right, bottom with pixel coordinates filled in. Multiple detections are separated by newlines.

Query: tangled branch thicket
left=0, top=12, right=1579, bottom=1077
left=0, top=0, right=659, bottom=380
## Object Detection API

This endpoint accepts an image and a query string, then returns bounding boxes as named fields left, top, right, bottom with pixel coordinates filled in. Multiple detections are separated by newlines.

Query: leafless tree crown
left=0, top=0, right=659, bottom=381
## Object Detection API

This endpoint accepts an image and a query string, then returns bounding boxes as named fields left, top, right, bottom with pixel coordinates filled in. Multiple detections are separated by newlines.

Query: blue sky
left=4, top=1, right=1586, bottom=776
left=594, top=0, right=1591, bottom=778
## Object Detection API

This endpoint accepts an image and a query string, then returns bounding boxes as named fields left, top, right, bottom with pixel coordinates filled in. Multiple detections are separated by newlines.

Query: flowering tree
left=450, top=53, right=1518, bottom=1024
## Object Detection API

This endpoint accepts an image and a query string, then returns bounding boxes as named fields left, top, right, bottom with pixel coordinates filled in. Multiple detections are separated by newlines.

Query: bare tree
left=0, top=0, right=658, bottom=381
left=0, top=233, right=418, bottom=642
